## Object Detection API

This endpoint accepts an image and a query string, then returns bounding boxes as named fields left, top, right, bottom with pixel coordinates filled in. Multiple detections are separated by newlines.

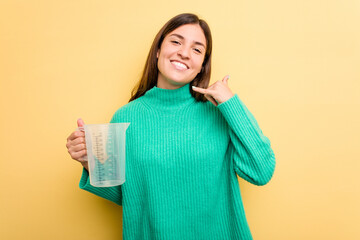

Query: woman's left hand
left=192, top=75, right=234, bottom=106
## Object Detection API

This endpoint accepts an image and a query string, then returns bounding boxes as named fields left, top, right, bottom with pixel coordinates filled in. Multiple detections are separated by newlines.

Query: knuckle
left=67, top=133, right=73, bottom=141
left=75, top=131, right=83, bottom=138
left=78, top=143, right=85, bottom=150
left=73, top=153, right=81, bottom=160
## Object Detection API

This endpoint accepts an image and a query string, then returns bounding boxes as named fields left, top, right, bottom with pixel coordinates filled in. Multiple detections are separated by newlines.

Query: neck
left=141, top=83, right=195, bottom=110
left=156, top=78, right=189, bottom=90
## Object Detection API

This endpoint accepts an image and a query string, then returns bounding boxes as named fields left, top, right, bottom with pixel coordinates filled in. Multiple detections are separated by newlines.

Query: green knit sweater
left=79, top=83, right=276, bottom=239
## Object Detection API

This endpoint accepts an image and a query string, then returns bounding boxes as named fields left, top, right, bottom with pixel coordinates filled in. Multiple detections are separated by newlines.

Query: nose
left=177, top=45, right=190, bottom=59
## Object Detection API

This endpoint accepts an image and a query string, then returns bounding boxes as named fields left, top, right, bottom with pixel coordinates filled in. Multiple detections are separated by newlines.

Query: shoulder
left=110, top=97, right=146, bottom=123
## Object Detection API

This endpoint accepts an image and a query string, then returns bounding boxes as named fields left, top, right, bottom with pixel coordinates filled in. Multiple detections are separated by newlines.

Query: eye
left=194, top=48, right=202, bottom=54
left=171, top=40, right=180, bottom=45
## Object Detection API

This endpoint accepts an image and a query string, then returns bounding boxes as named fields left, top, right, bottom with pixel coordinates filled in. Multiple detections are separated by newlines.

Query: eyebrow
left=169, top=33, right=206, bottom=48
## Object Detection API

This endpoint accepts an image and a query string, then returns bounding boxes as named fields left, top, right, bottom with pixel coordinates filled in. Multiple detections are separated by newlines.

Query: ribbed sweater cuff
left=79, top=168, right=91, bottom=189
left=79, top=167, right=122, bottom=205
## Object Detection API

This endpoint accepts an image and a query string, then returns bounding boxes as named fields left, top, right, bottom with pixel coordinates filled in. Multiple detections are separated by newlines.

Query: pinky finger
left=71, top=149, right=87, bottom=162
left=78, top=150, right=88, bottom=162
left=192, top=86, right=208, bottom=94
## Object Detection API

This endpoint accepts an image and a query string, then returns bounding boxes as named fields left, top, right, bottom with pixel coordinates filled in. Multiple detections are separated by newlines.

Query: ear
left=157, top=50, right=159, bottom=58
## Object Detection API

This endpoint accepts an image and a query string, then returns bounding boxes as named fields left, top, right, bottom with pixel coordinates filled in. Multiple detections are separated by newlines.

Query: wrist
left=218, top=93, right=234, bottom=104
left=81, top=161, right=89, bottom=171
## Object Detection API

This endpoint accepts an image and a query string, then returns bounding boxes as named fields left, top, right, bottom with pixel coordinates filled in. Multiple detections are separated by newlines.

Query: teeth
left=172, top=61, right=187, bottom=69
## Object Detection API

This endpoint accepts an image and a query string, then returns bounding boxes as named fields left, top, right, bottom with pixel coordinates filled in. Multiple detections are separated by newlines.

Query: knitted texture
left=79, top=83, right=276, bottom=240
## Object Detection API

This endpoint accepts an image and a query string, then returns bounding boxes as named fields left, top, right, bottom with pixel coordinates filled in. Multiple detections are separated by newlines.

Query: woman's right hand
left=66, top=118, right=88, bottom=171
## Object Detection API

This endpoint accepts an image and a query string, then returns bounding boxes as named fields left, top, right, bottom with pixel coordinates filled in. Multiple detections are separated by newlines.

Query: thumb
left=222, top=75, right=230, bottom=85
left=77, top=118, right=85, bottom=128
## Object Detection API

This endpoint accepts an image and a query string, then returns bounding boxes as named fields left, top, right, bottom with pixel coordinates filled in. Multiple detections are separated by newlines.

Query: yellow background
left=1, top=0, right=359, bottom=239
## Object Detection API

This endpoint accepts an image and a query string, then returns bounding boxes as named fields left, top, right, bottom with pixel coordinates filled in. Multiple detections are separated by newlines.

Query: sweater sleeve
left=79, top=168, right=122, bottom=205
left=78, top=114, right=123, bottom=205
left=217, top=94, right=276, bottom=186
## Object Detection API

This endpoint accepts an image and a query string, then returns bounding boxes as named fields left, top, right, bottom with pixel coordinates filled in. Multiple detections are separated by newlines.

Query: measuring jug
left=80, top=123, right=130, bottom=187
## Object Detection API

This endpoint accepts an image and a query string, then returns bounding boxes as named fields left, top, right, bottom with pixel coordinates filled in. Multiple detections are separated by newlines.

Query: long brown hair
left=129, top=13, right=212, bottom=102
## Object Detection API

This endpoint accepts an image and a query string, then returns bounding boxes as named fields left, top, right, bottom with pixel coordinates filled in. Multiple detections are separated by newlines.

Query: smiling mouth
left=170, top=60, right=189, bottom=70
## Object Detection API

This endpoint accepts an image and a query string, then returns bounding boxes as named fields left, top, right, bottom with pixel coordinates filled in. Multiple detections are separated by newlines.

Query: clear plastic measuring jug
left=80, top=123, right=130, bottom=187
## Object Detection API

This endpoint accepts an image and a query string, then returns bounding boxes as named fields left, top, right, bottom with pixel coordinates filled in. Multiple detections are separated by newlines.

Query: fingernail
left=192, top=86, right=197, bottom=89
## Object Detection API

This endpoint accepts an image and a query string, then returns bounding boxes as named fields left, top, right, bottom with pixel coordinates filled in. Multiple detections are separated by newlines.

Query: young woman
left=66, top=13, right=276, bottom=240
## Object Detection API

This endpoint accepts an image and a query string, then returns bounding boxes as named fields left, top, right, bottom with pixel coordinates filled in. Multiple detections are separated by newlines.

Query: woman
left=66, top=13, right=276, bottom=240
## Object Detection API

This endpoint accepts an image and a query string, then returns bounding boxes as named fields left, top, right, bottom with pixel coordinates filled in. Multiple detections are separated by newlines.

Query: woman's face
left=157, top=24, right=206, bottom=89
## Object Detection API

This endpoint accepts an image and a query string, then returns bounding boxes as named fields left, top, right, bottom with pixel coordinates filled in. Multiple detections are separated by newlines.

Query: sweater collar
left=142, top=83, right=195, bottom=109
